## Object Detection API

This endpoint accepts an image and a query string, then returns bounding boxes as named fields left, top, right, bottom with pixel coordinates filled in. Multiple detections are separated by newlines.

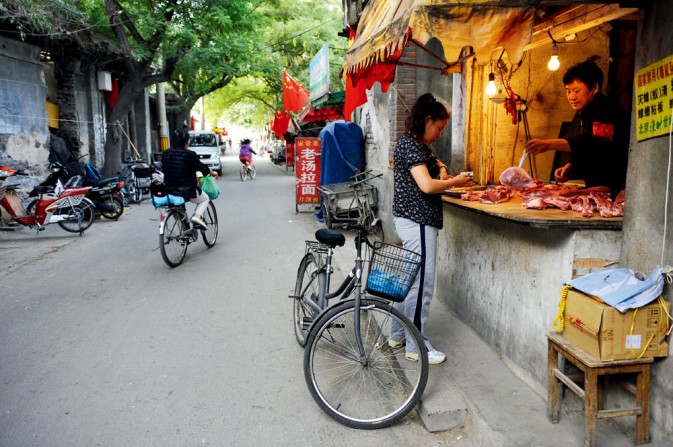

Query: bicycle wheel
left=200, top=201, right=218, bottom=247
left=160, top=210, right=188, bottom=267
left=126, top=178, right=140, bottom=203
left=56, top=202, right=95, bottom=233
left=250, top=167, right=256, bottom=180
left=240, top=166, right=247, bottom=182
left=293, top=253, right=321, bottom=347
left=304, top=299, right=428, bottom=429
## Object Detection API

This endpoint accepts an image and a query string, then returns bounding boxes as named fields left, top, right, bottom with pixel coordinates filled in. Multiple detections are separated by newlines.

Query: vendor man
left=525, top=59, right=629, bottom=198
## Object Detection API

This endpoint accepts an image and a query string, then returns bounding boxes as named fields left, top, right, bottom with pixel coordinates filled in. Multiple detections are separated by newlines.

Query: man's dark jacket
left=161, top=147, right=210, bottom=198
left=565, top=93, right=629, bottom=197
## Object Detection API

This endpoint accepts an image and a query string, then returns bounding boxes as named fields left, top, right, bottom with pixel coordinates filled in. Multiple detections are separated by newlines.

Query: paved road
left=0, top=152, right=469, bottom=446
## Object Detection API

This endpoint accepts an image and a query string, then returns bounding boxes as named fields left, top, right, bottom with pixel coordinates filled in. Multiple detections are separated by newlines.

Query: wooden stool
left=546, top=332, right=652, bottom=447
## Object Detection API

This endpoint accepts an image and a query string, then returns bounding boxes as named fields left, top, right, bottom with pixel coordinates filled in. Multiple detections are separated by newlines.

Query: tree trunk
left=53, top=55, right=81, bottom=157
left=102, top=74, right=146, bottom=176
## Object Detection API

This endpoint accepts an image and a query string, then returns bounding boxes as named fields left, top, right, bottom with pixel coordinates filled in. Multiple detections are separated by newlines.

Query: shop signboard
left=295, top=137, right=321, bottom=210
left=309, top=44, right=329, bottom=101
left=635, top=53, right=673, bottom=141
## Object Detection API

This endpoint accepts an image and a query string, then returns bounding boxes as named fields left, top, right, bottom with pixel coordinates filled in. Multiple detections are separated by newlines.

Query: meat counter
left=434, top=192, right=622, bottom=392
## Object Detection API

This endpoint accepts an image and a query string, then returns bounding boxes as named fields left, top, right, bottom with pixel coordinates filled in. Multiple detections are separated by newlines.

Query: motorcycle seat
left=83, top=176, right=120, bottom=187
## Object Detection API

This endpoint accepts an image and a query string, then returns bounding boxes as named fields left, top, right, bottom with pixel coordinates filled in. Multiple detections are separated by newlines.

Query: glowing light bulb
left=486, top=73, right=497, bottom=97
left=548, top=44, right=560, bottom=71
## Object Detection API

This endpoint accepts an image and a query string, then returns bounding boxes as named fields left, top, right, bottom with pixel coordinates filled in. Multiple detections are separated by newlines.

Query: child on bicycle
left=239, top=138, right=257, bottom=171
left=162, top=128, right=219, bottom=229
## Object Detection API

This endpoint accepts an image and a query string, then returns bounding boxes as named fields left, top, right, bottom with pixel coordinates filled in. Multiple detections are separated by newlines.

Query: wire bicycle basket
left=366, top=243, right=422, bottom=302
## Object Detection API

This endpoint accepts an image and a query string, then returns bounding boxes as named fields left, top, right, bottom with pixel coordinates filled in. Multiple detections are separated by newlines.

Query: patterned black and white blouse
left=392, top=133, right=443, bottom=229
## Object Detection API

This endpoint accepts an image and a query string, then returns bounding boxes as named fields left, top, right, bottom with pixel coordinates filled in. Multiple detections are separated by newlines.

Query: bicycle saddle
left=315, top=228, right=345, bottom=248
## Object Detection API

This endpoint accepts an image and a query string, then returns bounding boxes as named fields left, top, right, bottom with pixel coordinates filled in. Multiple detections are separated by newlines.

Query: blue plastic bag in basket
left=367, top=268, right=409, bottom=299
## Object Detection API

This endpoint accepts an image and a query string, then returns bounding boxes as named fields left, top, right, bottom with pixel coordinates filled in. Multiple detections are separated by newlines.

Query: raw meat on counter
left=499, top=166, right=534, bottom=190
left=461, top=186, right=512, bottom=204
left=520, top=185, right=624, bottom=218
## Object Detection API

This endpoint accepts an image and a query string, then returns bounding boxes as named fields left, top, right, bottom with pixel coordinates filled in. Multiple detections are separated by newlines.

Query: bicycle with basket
left=292, top=221, right=428, bottom=429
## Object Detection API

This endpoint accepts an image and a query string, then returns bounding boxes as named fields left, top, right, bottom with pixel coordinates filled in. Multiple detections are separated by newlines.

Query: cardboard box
left=563, top=289, right=670, bottom=361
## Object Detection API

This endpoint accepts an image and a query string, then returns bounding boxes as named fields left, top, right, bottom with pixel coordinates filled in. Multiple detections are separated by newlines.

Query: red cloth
left=105, top=79, right=119, bottom=108
left=344, top=61, right=397, bottom=121
left=343, top=25, right=406, bottom=120
left=271, top=110, right=290, bottom=137
left=283, top=70, right=310, bottom=113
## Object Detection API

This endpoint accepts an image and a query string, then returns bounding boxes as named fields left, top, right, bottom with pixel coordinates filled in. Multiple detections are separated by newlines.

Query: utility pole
left=157, top=83, right=169, bottom=150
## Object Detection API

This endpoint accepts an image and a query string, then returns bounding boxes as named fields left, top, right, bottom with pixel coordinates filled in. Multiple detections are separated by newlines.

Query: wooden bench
left=546, top=331, right=653, bottom=447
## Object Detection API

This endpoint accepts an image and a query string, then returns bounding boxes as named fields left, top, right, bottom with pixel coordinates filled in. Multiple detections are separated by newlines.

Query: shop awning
left=299, top=91, right=345, bottom=124
left=345, top=0, right=535, bottom=75
left=343, top=0, right=536, bottom=119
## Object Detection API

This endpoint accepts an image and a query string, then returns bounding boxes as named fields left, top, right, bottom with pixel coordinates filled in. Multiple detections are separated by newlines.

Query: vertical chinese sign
left=295, top=137, right=321, bottom=212
left=635, top=54, right=673, bottom=141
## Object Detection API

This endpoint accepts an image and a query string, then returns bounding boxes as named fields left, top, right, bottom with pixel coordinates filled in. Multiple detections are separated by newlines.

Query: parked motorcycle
left=0, top=163, right=94, bottom=235
left=80, top=160, right=126, bottom=220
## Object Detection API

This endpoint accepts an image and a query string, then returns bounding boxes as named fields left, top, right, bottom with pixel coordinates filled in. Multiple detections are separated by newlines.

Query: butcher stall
left=436, top=185, right=623, bottom=389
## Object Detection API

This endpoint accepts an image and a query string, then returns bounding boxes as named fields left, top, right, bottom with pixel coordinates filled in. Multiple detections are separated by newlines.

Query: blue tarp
left=567, top=266, right=665, bottom=312
left=318, top=121, right=365, bottom=186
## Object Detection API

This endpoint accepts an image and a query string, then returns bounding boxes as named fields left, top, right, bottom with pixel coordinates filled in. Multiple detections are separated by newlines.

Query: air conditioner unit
left=97, top=71, right=112, bottom=92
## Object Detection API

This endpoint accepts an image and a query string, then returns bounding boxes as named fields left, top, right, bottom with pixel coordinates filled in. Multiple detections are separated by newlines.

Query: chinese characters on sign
left=295, top=137, right=321, bottom=206
left=635, top=54, right=673, bottom=141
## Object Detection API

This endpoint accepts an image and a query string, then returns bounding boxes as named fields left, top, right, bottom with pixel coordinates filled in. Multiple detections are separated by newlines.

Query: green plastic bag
left=200, top=175, right=220, bottom=200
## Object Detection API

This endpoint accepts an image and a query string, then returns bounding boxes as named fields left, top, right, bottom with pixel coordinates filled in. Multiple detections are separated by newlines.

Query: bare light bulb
left=547, top=44, right=560, bottom=71
left=486, top=72, right=497, bottom=97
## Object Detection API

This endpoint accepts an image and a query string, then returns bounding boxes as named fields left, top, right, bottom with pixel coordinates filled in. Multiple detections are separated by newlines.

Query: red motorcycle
left=0, top=164, right=95, bottom=235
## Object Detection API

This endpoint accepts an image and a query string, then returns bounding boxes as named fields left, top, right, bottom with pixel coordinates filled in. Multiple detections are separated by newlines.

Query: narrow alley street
left=0, top=152, right=468, bottom=446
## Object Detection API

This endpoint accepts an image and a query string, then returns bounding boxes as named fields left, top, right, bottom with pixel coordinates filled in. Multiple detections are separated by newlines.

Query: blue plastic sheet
left=567, top=266, right=665, bottom=312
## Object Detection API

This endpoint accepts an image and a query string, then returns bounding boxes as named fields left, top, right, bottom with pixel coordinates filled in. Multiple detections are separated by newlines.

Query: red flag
left=283, top=70, right=310, bottom=113
left=271, top=110, right=291, bottom=137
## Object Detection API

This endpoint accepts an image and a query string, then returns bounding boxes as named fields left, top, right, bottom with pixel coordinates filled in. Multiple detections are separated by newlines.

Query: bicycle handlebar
left=349, top=171, right=383, bottom=189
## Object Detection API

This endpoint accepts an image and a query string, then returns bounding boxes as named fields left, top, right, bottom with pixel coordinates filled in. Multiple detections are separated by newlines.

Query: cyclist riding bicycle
left=162, top=128, right=219, bottom=229
left=239, top=138, right=257, bottom=171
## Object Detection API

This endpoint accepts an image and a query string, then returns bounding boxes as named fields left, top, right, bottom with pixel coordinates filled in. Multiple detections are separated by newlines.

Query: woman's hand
left=438, top=165, right=450, bottom=180
left=210, top=170, right=219, bottom=179
left=451, top=173, right=472, bottom=188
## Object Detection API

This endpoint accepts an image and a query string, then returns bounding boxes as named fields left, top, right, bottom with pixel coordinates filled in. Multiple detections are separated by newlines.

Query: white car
left=189, top=130, right=222, bottom=175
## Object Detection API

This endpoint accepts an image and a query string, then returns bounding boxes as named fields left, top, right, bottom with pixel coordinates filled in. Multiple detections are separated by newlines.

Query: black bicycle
left=292, top=223, right=428, bottom=429
left=154, top=194, right=218, bottom=267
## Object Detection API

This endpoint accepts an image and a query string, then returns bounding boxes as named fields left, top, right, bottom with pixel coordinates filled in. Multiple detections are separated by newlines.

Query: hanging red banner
left=295, top=137, right=321, bottom=209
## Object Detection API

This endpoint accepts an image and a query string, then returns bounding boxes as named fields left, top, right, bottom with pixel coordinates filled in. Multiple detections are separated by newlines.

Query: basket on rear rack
left=366, top=243, right=422, bottom=302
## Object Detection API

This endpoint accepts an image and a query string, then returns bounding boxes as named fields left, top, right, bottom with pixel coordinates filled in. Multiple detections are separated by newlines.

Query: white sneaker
left=428, top=349, right=447, bottom=364
left=191, top=215, right=206, bottom=229
left=405, top=349, right=446, bottom=365
left=388, top=339, right=406, bottom=349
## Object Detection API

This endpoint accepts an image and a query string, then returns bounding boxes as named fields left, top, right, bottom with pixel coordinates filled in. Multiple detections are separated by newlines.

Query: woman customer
left=390, top=93, right=471, bottom=365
